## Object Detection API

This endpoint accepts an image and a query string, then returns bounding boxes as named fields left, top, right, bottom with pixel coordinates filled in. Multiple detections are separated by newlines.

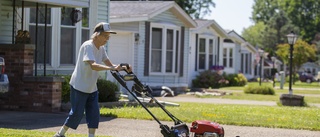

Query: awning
left=16, top=0, right=89, bottom=8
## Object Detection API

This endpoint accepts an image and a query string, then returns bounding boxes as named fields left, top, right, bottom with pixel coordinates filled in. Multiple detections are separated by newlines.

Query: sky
left=204, top=0, right=254, bottom=34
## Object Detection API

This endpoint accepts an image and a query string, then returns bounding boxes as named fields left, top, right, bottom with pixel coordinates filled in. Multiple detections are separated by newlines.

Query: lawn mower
left=111, top=64, right=224, bottom=137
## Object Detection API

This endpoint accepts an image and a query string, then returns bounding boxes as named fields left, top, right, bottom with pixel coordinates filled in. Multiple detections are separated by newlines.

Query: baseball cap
left=93, top=22, right=116, bottom=34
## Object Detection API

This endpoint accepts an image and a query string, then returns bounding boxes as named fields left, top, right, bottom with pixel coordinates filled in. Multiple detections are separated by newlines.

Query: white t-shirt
left=69, top=40, right=109, bottom=93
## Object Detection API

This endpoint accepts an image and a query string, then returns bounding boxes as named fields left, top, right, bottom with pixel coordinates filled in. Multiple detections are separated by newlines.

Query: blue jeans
left=64, top=86, right=100, bottom=129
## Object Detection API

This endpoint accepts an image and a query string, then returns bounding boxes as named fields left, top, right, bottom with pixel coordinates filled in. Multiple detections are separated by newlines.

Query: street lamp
left=258, top=50, right=264, bottom=86
left=271, top=57, right=276, bottom=87
left=286, top=31, right=297, bottom=95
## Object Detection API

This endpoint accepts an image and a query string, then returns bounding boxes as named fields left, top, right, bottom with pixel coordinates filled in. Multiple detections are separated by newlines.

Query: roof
left=228, top=30, right=257, bottom=53
left=109, top=1, right=196, bottom=28
left=192, top=19, right=229, bottom=38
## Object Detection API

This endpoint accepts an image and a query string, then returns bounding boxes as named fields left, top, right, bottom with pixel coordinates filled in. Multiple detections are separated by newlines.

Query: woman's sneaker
left=53, top=132, right=65, bottom=137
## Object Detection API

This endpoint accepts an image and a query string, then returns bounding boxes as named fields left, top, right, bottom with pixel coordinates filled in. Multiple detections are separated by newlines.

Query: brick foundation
left=0, top=44, right=64, bottom=112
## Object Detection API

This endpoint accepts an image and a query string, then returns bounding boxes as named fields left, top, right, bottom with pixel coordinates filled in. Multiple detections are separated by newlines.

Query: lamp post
left=258, top=50, right=264, bottom=86
left=286, top=31, right=297, bottom=95
left=271, top=57, right=276, bottom=87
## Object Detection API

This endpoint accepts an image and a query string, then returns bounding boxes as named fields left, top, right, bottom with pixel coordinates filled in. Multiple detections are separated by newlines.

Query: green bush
left=97, top=79, right=120, bottom=102
left=192, top=70, right=225, bottom=88
left=244, top=85, right=275, bottom=95
left=223, top=73, right=247, bottom=86
left=61, top=75, right=120, bottom=102
left=61, top=75, right=71, bottom=103
left=285, top=73, right=299, bottom=82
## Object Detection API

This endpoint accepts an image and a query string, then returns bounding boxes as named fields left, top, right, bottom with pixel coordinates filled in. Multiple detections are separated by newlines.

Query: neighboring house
left=263, top=54, right=283, bottom=79
left=299, top=62, right=320, bottom=76
left=188, top=19, right=229, bottom=86
left=108, top=1, right=196, bottom=90
left=224, top=30, right=257, bottom=79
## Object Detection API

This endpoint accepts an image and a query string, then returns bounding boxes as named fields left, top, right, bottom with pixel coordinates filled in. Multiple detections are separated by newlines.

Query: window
left=81, top=8, right=90, bottom=44
left=223, top=48, right=227, bottom=67
left=151, top=28, right=162, bottom=72
left=197, top=37, right=215, bottom=70
left=223, top=48, right=234, bottom=68
left=29, top=7, right=52, bottom=64
left=229, top=48, right=233, bottom=67
left=60, top=8, right=76, bottom=65
left=241, top=53, right=252, bottom=74
left=166, top=29, right=174, bottom=72
left=150, top=24, right=180, bottom=74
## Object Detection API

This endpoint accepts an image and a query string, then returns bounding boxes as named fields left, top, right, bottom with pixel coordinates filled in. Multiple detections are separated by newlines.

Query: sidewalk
left=156, top=95, right=320, bottom=108
left=1, top=110, right=320, bottom=137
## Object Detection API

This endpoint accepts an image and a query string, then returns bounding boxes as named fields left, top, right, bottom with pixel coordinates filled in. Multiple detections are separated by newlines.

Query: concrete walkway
left=1, top=110, right=320, bottom=137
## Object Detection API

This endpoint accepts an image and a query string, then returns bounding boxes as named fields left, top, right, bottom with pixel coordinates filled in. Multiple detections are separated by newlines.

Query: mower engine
left=190, top=120, right=224, bottom=137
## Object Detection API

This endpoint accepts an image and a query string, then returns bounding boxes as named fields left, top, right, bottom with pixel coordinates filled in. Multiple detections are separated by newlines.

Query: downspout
left=12, top=0, right=16, bottom=44
left=44, top=4, right=47, bottom=76
left=21, top=1, right=24, bottom=30
left=35, top=3, right=39, bottom=76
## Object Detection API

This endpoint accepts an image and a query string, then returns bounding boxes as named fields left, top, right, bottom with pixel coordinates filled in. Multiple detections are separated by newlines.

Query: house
left=299, top=62, right=320, bottom=76
left=107, top=1, right=196, bottom=91
left=224, top=30, right=257, bottom=79
left=1, top=0, right=110, bottom=74
left=188, top=19, right=229, bottom=86
left=0, top=0, right=111, bottom=112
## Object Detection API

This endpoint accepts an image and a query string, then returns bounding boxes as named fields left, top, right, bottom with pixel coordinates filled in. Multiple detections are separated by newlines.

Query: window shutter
left=217, top=37, right=220, bottom=65
left=179, top=26, right=185, bottom=76
left=195, top=33, right=198, bottom=71
left=144, top=21, right=150, bottom=76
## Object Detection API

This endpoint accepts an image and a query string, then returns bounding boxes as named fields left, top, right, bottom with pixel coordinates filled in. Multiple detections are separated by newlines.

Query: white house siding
left=223, top=42, right=237, bottom=74
left=138, top=11, right=190, bottom=88
left=0, top=0, right=14, bottom=44
left=239, top=45, right=255, bottom=79
left=188, top=25, right=226, bottom=87
left=97, top=0, right=109, bottom=23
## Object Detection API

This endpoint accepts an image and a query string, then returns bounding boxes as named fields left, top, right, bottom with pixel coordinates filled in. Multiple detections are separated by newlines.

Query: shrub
left=61, top=75, right=120, bottom=102
left=244, top=85, right=275, bottom=95
left=192, top=70, right=225, bottom=88
left=61, top=75, right=71, bottom=103
left=223, top=73, right=247, bottom=87
left=236, top=73, right=248, bottom=86
left=285, top=73, right=299, bottom=82
left=97, top=78, right=120, bottom=102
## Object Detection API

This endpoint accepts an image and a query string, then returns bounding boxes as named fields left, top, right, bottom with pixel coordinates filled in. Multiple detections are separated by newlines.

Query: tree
left=251, top=0, right=280, bottom=24
left=241, top=22, right=266, bottom=48
left=252, top=0, right=320, bottom=43
left=175, top=0, right=215, bottom=19
left=281, top=0, right=320, bottom=42
left=276, top=39, right=317, bottom=75
left=260, top=10, right=299, bottom=52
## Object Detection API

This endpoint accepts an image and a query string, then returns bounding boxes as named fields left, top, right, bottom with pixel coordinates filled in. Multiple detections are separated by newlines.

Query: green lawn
left=100, top=102, right=320, bottom=131
left=1, top=81, right=319, bottom=135
left=0, top=128, right=110, bottom=137
left=216, top=81, right=320, bottom=104
left=200, top=92, right=320, bottom=104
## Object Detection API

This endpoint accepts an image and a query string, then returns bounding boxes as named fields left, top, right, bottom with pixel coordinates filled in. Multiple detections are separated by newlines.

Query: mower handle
left=119, top=63, right=132, bottom=74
